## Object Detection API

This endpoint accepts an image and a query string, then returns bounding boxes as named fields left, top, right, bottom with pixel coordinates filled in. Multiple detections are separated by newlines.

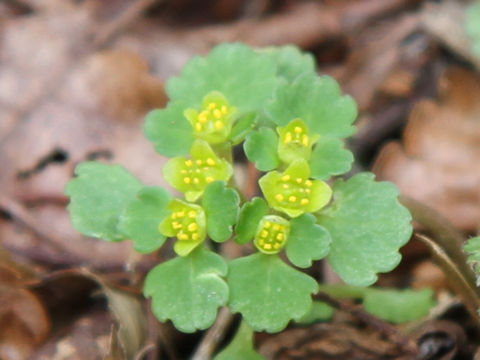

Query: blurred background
left=1, top=0, right=480, bottom=359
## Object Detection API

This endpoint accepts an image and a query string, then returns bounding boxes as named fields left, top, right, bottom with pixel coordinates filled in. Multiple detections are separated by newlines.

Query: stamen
left=206, top=158, right=216, bottom=166
left=264, top=244, right=272, bottom=250
left=208, top=102, right=217, bottom=109
left=282, top=184, right=289, bottom=189
left=195, top=123, right=202, bottom=131
left=288, top=196, right=297, bottom=203
left=183, top=177, right=191, bottom=184
left=273, top=224, right=281, bottom=231
left=301, top=198, right=309, bottom=205
left=213, top=109, right=222, bottom=119
left=215, top=120, right=224, bottom=129
left=281, top=175, right=291, bottom=181
left=302, top=135, right=309, bottom=146
left=205, top=176, right=214, bottom=183
left=176, top=211, right=185, bottom=217
left=276, top=233, right=284, bottom=241
left=192, top=233, right=199, bottom=241
left=264, top=221, right=272, bottom=228
left=261, top=230, right=269, bottom=238
left=294, top=126, right=302, bottom=133
left=185, top=160, right=193, bottom=167
left=188, top=223, right=198, bottom=231
left=221, top=105, right=228, bottom=114
left=296, top=178, right=303, bottom=184
left=193, top=177, right=200, bottom=184
left=188, top=211, right=197, bottom=218
left=178, top=233, right=189, bottom=240
left=275, top=194, right=284, bottom=202
left=196, top=159, right=203, bottom=165
left=198, top=111, right=208, bottom=123
left=284, top=132, right=292, bottom=143
left=305, top=180, right=313, bottom=187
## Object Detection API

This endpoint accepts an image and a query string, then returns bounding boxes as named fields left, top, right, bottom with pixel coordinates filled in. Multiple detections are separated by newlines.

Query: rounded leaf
left=310, top=138, right=354, bottom=179
left=244, top=128, right=280, bottom=171
left=259, top=45, right=316, bottom=82
left=235, top=198, right=268, bottom=245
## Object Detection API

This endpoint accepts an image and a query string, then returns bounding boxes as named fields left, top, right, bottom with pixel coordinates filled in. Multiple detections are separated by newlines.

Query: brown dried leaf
left=374, top=68, right=480, bottom=231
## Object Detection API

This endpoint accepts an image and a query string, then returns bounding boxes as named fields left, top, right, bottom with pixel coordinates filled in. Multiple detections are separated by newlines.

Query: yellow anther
left=282, top=184, right=289, bottom=189
left=274, top=243, right=281, bottom=249
left=176, top=211, right=185, bottom=217
left=178, top=233, right=189, bottom=240
left=205, top=176, right=214, bottom=183
left=302, top=135, right=309, bottom=146
left=305, top=180, right=313, bottom=187
left=305, top=188, right=311, bottom=194
left=264, top=221, right=272, bottom=228
left=215, top=120, right=224, bottom=129
left=192, top=233, right=199, bottom=241
left=208, top=102, right=217, bottom=109
left=195, top=123, right=202, bottom=131
left=275, top=194, right=284, bottom=202
left=185, top=160, right=193, bottom=167
left=273, top=224, right=281, bottom=231
left=188, top=211, right=197, bottom=218
left=172, top=221, right=182, bottom=229
left=183, top=177, right=191, bottom=184
left=181, top=169, right=188, bottom=174
left=261, top=230, right=269, bottom=238
left=206, top=158, right=216, bottom=166
left=198, top=111, right=208, bottom=123
left=193, top=177, right=200, bottom=184
left=296, top=178, right=303, bottom=184
left=288, top=196, right=297, bottom=203
left=259, top=239, right=265, bottom=246
left=221, top=105, right=228, bottom=114
left=301, top=198, right=310, bottom=205
left=213, top=109, right=222, bottom=119
left=294, top=126, right=302, bottom=133
left=284, top=132, right=292, bottom=143
left=196, top=159, right=203, bottom=165
left=282, top=175, right=291, bottom=181
left=264, top=243, right=272, bottom=250
left=188, top=223, right=198, bottom=231
left=276, top=233, right=284, bottom=241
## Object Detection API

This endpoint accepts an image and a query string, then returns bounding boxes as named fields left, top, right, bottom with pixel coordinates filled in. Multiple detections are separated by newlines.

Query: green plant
left=466, top=1, right=480, bottom=56
left=65, top=44, right=413, bottom=338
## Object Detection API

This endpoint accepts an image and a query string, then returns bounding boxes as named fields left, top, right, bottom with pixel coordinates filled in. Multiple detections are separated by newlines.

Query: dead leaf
left=373, top=68, right=480, bottom=232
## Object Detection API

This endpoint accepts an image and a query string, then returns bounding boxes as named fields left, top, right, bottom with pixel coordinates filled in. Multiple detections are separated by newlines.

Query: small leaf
left=297, top=301, right=334, bottom=324
left=286, top=213, right=331, bottom=268
left=118, top=187, right=172, bottom=253
left=144, top=102, right=194, bottom=157
left=144, top=246, right=228, bottom=333
left=310, top=138, right=354, bottom=179
left=214, top=321, right=265, bottom=360
left=266, top=74, right=357, bottom=138
left=363, top=288, right=435, bottom=324
left=235, top=197, right=268, bottom=245
left=230, top=113, right=258, bottom=145
left=167, top=43, right=278, bottom=114
left=318, top=173, right=412, bottom=286
left=203, top=181, right=240, bottom=242
left=228, top=253, right=318, bottom=332
left=260, top=45, right=316, bottom=82
left=244, top=128, right=280, bottom=171
left=65, top=162, right=143, bottom=241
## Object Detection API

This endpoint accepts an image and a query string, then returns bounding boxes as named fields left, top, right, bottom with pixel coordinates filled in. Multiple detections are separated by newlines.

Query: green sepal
left=259, top=160, right=332, bottom=218
left=230, top=113, right=258, bottom=145
left=363, top=288, right=435, bottom=324
left=286, top=213, right=331, bottom=268
left=227, top=253, right=318, bottom=333
left=167, top=43, right=278, bottom=114
left=202, top=181, right=240, bottom=242
left=144, top=246, right=228, bottom=333
left=118, top=186, right=172, bottom=253
left=144, top=102, right=194, bottom=157
left=244, top=127, right=280, bottom=171
left=259, top=45, right=316, bottom=82
left=163, top=140, right=233, bottom=202
left=159, top=199, right=206, bottom=256
left=318, top=173, right=413, bottom=286
left=65, top=162, right=143, bottom=242
left=310, top=138, right=354, bottom=179
left=235, top=197, right=268, bottom=245
left=266, top=74, right=357, bottom=138
left=214, top=321, right=265, bottom=360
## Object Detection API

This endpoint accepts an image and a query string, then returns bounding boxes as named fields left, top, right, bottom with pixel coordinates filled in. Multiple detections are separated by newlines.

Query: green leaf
left=202, top=181, right=240, bottom=242
left=363, top=288, right=435, bottom=324
left=214, top=321, right=265, bottom=360
left=466, top=2, right=480, bottom=56
left=266, top=74, right=357, bottom=138
left=286, top=214, right=331, bottom=268
left=297, top=301, right=334, bottom=324
left=144, top=246, right=228, bottom=333
left=235, top=198, right=268, bottom=245
left=318, top=173, right=412, bottom=286
left=118, top=187, right=172, bottom=253
left=144, top=102, right=194, bottom=157
left=260, top=45, right=316, bottom=82
left=310, top=138, right=354, bottom=179
left=167, top=43, right=278, bottom=113
left=228, top=253, right=318, bottom=332
left=464, top=236, right=480, bottom=285
left=244, top=128, right=280, bottom=171
left=230, top=113, right=258, bottom=145
left=65, top=162, right=143, bottom=242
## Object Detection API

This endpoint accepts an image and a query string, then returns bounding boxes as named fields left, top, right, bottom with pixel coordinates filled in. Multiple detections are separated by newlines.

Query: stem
left=400, top=196, right=480, bottom=322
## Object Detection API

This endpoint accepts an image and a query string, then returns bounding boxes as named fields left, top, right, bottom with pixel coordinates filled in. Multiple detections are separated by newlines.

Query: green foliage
left=214, top=321, right=265, bottom=360
left=202, top=181, right=240, bottom=242
left=65, top=162, right=143, bottom=241
left=119, top=187, right=172, bottom=253
left=319, top=173, right=412, bottom=286
left=228, top=253, right=318, bottom=332
left=466, top=2, right=480, bottom=56
left=65, top=43, right=414, bottom=342
left=297, top=301, right=334, bottom=324
left=144, top=247, right=228, bottom=333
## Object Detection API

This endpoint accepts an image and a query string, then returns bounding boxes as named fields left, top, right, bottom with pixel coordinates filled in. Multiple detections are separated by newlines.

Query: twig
left=314, top=291, right=418, bottom=355
left=191, top=307, right=235, bottom=360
